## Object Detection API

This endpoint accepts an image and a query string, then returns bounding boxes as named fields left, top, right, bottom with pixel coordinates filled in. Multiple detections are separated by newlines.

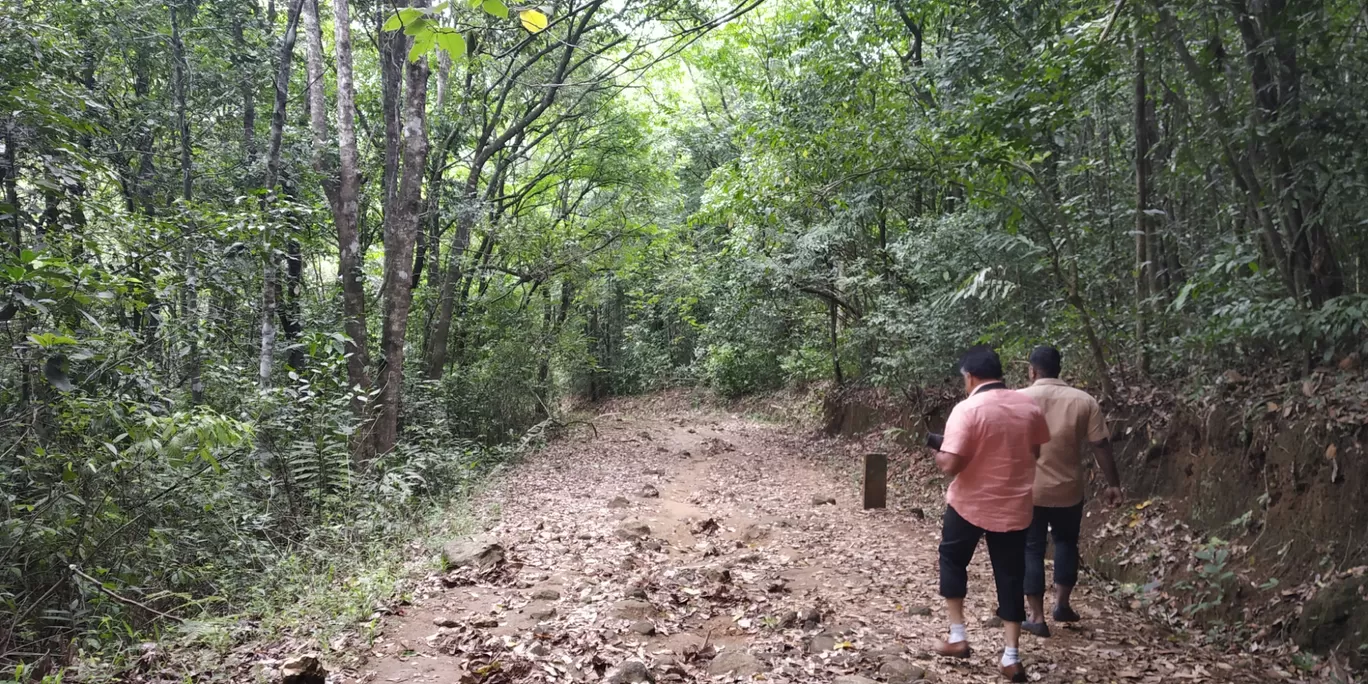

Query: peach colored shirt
left=941, top=385, right=1051, bottom=532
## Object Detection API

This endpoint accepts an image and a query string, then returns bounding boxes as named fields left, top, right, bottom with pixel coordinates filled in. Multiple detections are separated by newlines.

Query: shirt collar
left=972, top=381, right=1008, bottom=395
left=1032, top=378, right=1070, bottom=387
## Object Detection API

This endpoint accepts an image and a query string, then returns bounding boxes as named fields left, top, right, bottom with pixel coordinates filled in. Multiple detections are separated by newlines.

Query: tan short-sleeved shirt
left=1017, top=379, right=1110, bottom=508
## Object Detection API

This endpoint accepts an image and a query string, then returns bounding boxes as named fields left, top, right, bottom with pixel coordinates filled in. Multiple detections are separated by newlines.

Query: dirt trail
left=348, top=403, right=1283, bottom=684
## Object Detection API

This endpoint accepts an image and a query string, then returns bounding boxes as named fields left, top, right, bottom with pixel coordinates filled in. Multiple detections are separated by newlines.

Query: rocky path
left=347, top=403, right=1285, bottom=684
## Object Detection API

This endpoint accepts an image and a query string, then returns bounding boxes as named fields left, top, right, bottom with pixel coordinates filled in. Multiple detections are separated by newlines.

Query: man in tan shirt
left=1016, top=346, right=1122, bottom=637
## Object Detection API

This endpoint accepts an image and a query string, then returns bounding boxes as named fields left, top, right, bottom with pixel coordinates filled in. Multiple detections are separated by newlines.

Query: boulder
left=604, top=659, right=654, bottom=684
left=441, top=535, right=504, bottom=570
left=708, top=649, right=765, bottom=676
left=280, top=655, right=326, bottom=684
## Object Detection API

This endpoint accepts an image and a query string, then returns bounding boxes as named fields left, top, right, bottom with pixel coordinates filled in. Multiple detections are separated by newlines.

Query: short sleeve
left=1085, top=400, right=1109, bottom=443
left=1030, top=405, right=1051, bottom=446
left=938, top=403, right=976, bottom=460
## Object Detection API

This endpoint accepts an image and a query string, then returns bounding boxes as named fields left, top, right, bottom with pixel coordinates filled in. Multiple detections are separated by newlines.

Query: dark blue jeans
left=938, top=505, right=1028, bottom=622
left=1024, top=502, right=1084, bottom=596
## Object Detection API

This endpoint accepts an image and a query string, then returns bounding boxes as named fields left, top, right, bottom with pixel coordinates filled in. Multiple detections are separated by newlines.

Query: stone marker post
left=863, top=452, right=887, bottom=509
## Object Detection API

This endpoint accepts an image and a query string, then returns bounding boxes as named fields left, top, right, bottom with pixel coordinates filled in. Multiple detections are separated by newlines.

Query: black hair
left=1029, top=345, right=1062, bottom=378
left=958, top=344, right=1004, bottom=380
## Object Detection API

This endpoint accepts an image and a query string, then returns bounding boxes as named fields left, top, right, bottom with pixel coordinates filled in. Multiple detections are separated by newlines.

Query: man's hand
left=1102, top=486, right=1123, bottom=507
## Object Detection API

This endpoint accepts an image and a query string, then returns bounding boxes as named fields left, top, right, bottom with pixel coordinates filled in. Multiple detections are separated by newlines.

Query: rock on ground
left=807, top=635, right=836, bottom=653
left=280, top=655, right=326, bottom=684
left=440, top=535, right=504, bottom=570
left=708, top=649, right=765, bottom=676
left=832, top=675, right=878, bottom=684
left=613, top=599, right=656, bottom=619
left=604, top=659, right=654, bottom=684
left=1295, top=574, right=1368, bottom=667
left=615, top=522, right=651, bottom=540
left=879, top=659, right=926, bottom=683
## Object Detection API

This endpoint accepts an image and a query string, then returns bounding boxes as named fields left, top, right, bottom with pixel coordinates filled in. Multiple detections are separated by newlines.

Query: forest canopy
left=3, top=0, right=1367, bottom=672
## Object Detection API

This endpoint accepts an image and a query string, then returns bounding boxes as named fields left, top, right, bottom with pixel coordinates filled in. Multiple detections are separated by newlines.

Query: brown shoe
left=1000, top=662, right=1028, bottom=682
left=931, top=638, right=971, bottom=658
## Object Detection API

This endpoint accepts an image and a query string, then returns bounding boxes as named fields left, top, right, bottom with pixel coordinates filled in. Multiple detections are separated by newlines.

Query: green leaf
left=403, top=17, right=430, bottom=35
left=435, top=30, right=466, bottom=58
left=382, top=8, right=424, bottom=32
left=1172, top=281, right=1197, bottom=311
left=408, top=31, right=436, bottom=62
left=481, top=0, right=509, bottom=18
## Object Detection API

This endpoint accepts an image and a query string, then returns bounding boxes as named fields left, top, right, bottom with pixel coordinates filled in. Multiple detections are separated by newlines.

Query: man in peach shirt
left=927, top=346, right=1050, bottom=682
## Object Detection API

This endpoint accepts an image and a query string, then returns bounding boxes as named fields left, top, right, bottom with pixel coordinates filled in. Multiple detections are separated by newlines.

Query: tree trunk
left=332, top=0, right=373, bottom=433
left=423, top=183, right=477, bottom=378
left=1, top=123, right=20, bottom=254
left=828, top=299, right=843, bottom=386
left=280, top=237, right=305, bottom=371
left=379, top=5, right=405, bottom=216
left=258, top=0, right=305, bottom=388
left=374, top=12, right=431, bottom=455
left=231, top=12, right=257, bottom=176
left=171, top=4, right=204, bottom=405
left=1133, top=30, right=1152, bottom=375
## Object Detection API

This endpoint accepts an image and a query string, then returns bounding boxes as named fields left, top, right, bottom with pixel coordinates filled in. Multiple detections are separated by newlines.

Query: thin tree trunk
left=332, top=0, right=373, bottom=438
left=829, top=299, right=843, bottom=386
left=258, top=0, right=305, bottom=388
left=375, top=8, right=430, bottom=455
left=1133, top=30, right=1152, bottom=375
left=379, top=5, right=405, bottom=215
left=231, top=13, right=257, bottom=176
left=171, top=4, right=204, bottom=404
left=1, top=124, right=20, bottom=254
left=280, top=237, right=305, bottom=371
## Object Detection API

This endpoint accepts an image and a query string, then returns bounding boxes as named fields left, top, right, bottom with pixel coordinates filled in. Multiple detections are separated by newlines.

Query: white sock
left=948, top=623, right=967, bottom=644
left=1001, top=646, right=1020, bottom=667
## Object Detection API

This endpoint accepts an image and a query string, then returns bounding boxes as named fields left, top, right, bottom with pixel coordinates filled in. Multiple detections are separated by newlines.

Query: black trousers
left=938, top=505, right=1027, bottom=623
left=1024, top=501, right=1084, bottom=596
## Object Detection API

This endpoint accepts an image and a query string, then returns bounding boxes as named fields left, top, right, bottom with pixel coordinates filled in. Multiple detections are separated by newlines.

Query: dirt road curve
left=353, top=404, right=1280, bottom=684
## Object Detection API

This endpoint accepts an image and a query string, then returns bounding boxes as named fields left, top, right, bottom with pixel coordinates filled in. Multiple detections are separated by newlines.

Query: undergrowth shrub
left=0, top=349, right=517, bottom=672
